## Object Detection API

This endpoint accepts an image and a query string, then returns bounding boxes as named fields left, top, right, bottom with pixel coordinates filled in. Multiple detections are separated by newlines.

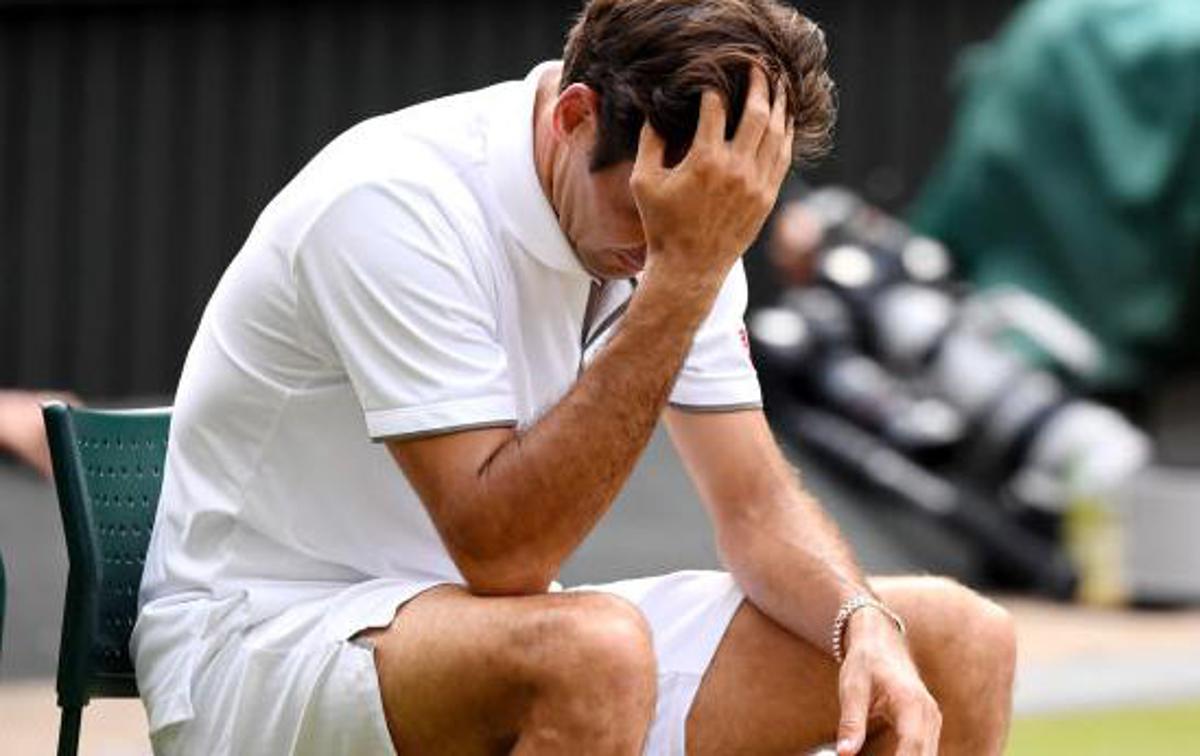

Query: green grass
left=1007, top=701, right=1200, bottom=755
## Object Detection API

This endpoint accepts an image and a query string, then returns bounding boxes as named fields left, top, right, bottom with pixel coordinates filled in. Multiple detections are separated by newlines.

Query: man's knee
left=369, top=588, right=657, bottom=752
left=971, top=590, right=1017, bottom=680
left=913, top=577, right=1016, bottom=754
left=928, top=577, right=1016, bottom=677
left=892, top=577, right=1016, bottom=744
left=513, top=592, right=656, bottom=749
left=878, top=576, right=1016, bottom=700
left=528, top=592, right=658, bottom=701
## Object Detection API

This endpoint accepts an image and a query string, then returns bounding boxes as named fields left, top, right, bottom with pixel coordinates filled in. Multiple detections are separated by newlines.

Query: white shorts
left=150, top=570, right=745, bottom=756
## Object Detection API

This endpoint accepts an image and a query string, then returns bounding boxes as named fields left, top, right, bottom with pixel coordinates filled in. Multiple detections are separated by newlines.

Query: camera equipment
left=752, top=289, right=965, bottom=462
left=766, top=187, right=1149, bottom=511
left=752, top=187, right=1151, bottom=597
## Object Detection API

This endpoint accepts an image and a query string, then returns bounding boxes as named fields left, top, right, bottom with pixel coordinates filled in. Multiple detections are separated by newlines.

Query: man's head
left=562, top=0, right=835, bottom=171
left=538, top=0, right=835, bottom=279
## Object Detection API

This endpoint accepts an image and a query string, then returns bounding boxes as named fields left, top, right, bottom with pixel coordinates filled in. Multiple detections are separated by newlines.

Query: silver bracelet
left=831, top=594, right=907, bottom=664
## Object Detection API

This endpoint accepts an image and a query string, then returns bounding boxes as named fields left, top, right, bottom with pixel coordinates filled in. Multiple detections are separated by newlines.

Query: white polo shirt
left=133, top=62, right=761, bottom=733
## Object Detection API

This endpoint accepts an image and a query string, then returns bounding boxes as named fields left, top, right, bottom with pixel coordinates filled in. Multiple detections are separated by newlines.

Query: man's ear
left=552, top=82, right=600, bottom=141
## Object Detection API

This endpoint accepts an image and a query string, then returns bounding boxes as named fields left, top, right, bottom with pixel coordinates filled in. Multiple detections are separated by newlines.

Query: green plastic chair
left=42, top=402, right=171, bottom=756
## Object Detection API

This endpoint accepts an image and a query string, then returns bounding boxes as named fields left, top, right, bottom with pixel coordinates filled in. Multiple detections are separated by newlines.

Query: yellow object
left=1064, top=493, right=1128, bottom=607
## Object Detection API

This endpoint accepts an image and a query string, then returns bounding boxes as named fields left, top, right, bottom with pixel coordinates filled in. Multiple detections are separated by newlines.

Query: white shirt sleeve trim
left=668, top=400, right=763, bottom=414
left=668, top=373, right=762, bottom=409
left=365, top=394, right=517, bottom=440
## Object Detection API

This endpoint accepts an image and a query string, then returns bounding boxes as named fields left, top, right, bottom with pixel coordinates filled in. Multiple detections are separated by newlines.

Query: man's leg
left=686, top=576, right=1017, bottom=755
left=364, top=585, right=658, bottom=755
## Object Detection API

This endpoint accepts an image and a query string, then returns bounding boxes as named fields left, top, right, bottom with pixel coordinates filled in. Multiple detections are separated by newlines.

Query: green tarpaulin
left=912, top=0, right=1200, bottom=393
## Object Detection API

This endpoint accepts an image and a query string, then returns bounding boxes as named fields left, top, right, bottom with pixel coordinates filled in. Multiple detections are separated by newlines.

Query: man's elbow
left=462, top=569, right=555, bottom=597
left=454, top=552, right=557, bottom=597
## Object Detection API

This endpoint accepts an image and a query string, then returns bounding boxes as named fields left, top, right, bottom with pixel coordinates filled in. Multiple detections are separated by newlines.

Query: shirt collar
left=485, top=61, right=591, bottom=279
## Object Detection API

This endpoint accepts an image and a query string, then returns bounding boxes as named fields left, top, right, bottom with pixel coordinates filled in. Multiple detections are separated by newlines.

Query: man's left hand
left=836, top=609, right=941, bottom=756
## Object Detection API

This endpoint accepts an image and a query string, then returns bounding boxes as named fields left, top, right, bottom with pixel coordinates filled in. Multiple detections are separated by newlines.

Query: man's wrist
left=636, top=257, right=726, bottom=320
left=643, top=248, right=729, bottom=288
left=833, top=594, right=907, bottom=663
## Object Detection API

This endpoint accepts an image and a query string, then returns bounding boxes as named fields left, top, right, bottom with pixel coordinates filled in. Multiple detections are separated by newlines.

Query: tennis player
left=134, top=1, right=1016, bottom=754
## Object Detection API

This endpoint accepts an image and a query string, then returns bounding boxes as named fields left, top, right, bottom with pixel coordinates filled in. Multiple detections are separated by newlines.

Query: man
left=134, top=1, right=1016, bottom=754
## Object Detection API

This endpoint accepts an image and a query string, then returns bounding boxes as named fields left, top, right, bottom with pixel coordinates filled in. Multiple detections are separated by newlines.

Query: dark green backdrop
left=0, top=0, right=1018, bottom=396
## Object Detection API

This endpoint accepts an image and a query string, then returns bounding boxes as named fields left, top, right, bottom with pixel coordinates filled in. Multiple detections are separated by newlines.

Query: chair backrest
left=42, top=402, right=171, bottom=706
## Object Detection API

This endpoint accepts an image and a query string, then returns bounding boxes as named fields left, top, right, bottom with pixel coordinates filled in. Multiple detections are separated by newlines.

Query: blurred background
left=1, top=0, right=1198, bottom=753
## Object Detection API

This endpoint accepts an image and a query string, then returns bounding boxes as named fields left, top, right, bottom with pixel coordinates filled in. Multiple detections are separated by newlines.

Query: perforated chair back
left=42, top=402, right=170, bottom=756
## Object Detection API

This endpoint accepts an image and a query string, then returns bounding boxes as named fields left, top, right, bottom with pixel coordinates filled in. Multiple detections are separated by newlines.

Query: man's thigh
left=367, top=570, right=745, bottom=756
left=685, top=575, right=1014, bottom=756
left=364, top=584, right=642, bottom=754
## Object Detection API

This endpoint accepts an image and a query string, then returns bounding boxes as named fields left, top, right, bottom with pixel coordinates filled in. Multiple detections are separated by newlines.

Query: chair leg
left=58, top=705, right=82, bottom=756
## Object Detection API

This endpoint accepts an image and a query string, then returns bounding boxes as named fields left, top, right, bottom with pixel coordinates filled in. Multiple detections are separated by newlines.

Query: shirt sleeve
left=669, top=259, right=763, bottom=411
left=292, top=182, right=516, bottom=440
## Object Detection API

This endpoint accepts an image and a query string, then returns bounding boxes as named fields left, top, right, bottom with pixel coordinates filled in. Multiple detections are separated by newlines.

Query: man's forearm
left=451, top=270, right=723, bottom=592
left=717, top=474, right=874, bottom=654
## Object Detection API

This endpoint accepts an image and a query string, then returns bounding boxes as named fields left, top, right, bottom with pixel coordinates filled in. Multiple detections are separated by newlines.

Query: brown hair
left=561, top=0, right=836, bottom=170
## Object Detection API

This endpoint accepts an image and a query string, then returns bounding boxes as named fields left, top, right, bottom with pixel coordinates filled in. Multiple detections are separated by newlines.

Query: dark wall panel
left=0, top=0, right=1018, bottom=397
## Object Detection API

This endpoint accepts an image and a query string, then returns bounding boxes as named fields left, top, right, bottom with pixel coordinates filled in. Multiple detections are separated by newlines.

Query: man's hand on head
left=630, top=66, right=794, bottom=292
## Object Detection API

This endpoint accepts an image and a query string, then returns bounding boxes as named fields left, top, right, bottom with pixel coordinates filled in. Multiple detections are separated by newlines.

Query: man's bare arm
left=388, top=271, right=718, bottom=595
left=389, top=71, right=795, bottom=596
left=664, top=407, right=867, bottom=649
left=666, top=407, right=941, bottom=755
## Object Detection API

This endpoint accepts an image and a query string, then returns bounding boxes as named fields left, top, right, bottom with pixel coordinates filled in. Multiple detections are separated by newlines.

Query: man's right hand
left=630, top=66, right=795, bottom=288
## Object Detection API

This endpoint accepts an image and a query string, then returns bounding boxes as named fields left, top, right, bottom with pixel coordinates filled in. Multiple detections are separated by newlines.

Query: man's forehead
left=589, top=159, right=637, bottom=206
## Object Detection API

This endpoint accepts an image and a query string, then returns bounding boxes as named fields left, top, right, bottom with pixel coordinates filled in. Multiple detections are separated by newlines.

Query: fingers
left=892, top=710, right=926, bottom=756
left=691, top=89, right=727, bottom=154
left=762, top=79, right=795, bottom=194
left=924, top=699, right=943, bottom=756
left=632, top=119, right=667, bottom=181
left=836, top=667, right=870, bottom=756
left=756, top=78, right=789, bottom=171
left=769, top=121, right=796, bottom=188
left=838, top=659, right=942, bottom=756
left=889, top=690, right=943, bottom=756
left=732, top=65, right=772, bottom=155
